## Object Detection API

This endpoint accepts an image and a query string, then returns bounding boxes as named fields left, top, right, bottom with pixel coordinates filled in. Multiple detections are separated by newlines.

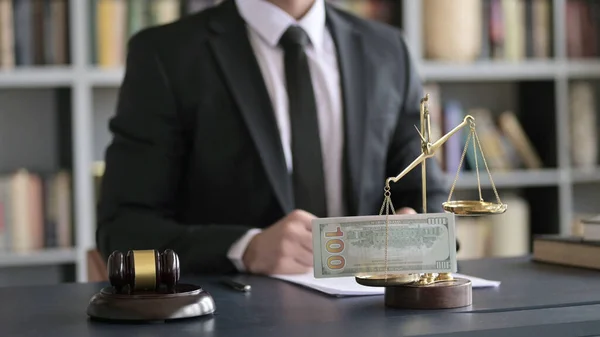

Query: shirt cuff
left=227, top=228, right=262, bottom=272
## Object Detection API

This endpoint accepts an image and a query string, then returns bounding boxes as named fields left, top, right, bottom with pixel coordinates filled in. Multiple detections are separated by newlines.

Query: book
left=582, top=215, right=600, bottom=241
left=532, top=235, right=600, bottom=270
left=0, top=0, right=15, bottom=69
left=570, top=81, right=597, bottom=168
left=467, top=108, right=511, bottom=171
left=443, top=100, right=464, bottom=174
left=497, top=111, right=543, bottom=169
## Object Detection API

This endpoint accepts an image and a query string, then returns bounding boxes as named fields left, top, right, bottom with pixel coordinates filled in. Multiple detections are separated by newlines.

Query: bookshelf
left=404, top=0, right=600, bottom=258
left=0, top=0, right=598, bottom=283
left=0, top=247, right=76, bottom=268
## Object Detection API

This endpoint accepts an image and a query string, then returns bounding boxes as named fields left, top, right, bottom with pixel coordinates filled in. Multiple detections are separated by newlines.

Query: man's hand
left=242, top=210, right=315, bottom=275
left=396, top=207, right=417, bottom=214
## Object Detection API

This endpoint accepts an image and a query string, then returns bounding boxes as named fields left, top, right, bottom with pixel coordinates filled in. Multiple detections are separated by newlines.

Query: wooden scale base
left=384, top=278, right=472, bottom=309
left=357, top=274, right=472, bottom=309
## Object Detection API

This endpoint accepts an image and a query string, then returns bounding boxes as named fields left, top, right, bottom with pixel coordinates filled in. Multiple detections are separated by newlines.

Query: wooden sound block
left=384, top=277, right=472, bottom=309
left=87, top=283, right=216, bottom=322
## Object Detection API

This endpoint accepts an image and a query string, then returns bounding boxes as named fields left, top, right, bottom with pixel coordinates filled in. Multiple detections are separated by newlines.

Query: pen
left=221, top=278, right=251, bottom=292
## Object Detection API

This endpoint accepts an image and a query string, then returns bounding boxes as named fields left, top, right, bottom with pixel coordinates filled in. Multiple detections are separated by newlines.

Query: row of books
left=0, top=0, right=70, bottom=69
left=424, top=83, right=543, bottom=175
left=482, top=0, right=553, bottom=61
left=92, top=0, right=393, bottom=68
left=92, top=0, right=185, bottom=68
left=0, top=0, right=222, bottom=69
left=421, top=0, right=553, bottom=62
left=92, top=0, right=391, bottom=68
left=427, top=80, right=600, bottom=174
left=566, top=0, right=600, bottom=59
left=0, top=169, right=72, bottom=253
left=1, top=0, right=599, bottom=70
left=90, top=0, right=600, bottom=63
left=356, top=0, right=598, bottom=62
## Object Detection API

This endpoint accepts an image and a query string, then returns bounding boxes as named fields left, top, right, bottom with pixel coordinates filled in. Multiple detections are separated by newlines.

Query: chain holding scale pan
left=355, top=94, right=507, bottom=310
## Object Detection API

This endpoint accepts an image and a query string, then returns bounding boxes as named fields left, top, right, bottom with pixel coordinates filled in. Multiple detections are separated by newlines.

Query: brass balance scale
left=355, top=94, right=507, bottom=309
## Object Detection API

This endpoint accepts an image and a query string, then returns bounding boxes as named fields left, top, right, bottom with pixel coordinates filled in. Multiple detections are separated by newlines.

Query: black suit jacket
left=96, top=0, right=449, bottom=274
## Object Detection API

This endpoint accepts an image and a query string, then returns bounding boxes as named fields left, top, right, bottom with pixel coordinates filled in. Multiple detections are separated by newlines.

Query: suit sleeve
left=385, top=33, right=449, bottom=214
left=96, top=32, right=252, bottom=274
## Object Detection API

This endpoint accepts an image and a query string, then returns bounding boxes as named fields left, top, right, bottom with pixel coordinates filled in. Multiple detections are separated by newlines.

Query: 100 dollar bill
left=312, top=213, right=457, bottom=278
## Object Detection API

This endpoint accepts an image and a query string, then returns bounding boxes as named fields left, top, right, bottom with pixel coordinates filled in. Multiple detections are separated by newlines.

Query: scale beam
left=384, top=94, right=506, bottom=217
left=385, top=115, right=475, bottom=190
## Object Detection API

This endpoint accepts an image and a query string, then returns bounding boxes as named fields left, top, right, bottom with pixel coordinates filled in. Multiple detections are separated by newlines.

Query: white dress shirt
left=227, top=0, right=345, bottom=271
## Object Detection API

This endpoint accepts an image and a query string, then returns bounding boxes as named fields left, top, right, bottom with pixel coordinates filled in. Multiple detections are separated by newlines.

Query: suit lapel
left=207, top=1, right=294, bottom=213
left=326, top=8, right=368, bottom=215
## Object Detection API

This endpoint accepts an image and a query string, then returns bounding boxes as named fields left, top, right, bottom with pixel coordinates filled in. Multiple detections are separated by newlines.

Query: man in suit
left=96, top=0, right=449, bottom=275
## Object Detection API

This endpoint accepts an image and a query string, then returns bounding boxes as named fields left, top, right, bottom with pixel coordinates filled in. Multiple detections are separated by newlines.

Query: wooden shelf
left=571, top=168, right=600, bottom=183
left=449, top=169, right=562, bottom=189
left=3, top=59, right=596, bottom=90
left=87, top=67, right=124, bottom=86
left=0, top=248, right=77, bottom=268
left=566, top=60, right=600, bottom=79
left=419, top=60, right=558, bottom=82
left=0, top=66, right=74, bottom=88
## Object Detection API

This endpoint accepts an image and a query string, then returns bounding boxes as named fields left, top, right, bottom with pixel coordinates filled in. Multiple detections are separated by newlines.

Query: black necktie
left=279, top=26, right=327, bottom=217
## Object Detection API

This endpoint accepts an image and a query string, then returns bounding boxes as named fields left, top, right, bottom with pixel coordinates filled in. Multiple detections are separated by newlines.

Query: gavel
left=107, top=249, right=180, bottom=294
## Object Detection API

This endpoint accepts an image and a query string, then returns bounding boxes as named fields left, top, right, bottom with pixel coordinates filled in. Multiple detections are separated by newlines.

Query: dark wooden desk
left=3, top=257, right=600, bottom=337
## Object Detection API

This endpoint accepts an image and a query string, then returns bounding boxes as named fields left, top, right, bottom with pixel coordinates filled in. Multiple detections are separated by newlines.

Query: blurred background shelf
left=87, top=68, right=124, bottom=87
left=420, top=60, right=558, bottom=81
left=566, top=60, right=600, bottom=78
left=421, top=60, right=600, bottom=82
left=0, top=66, right=74, bottom=88
left=0, top=0, right=598, bottom=284
left=571, top=168, right=600, bottom=183
left=81, top=60, right=600, bottom=86
left=450, top=168, right=563, bottom=189
left=0, top=248, right=77, bottom=268
left=3, top=59, right=595, bottom=88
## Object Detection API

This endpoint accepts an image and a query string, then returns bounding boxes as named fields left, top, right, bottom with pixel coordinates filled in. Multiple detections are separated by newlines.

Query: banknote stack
left=312, top=213, right=457, bottom=278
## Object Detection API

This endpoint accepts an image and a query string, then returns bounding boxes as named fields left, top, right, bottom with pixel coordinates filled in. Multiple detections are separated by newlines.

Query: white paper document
left=270, top=270, right=500, bottom=297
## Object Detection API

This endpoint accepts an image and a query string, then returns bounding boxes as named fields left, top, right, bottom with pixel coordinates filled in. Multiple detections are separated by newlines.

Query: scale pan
left=442, top=200, right=507, bottom=216
left=355, top=273, right=420, bottom=287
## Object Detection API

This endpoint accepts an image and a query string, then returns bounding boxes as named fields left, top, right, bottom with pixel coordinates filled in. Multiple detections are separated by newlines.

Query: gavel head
left=107, top=249, right=180, bottom=293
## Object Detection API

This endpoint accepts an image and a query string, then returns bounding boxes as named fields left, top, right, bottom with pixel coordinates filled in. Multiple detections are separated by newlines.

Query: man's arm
left=385, top=34, right=448, bottom=214
left=96, top=31, right=252, bottom=274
